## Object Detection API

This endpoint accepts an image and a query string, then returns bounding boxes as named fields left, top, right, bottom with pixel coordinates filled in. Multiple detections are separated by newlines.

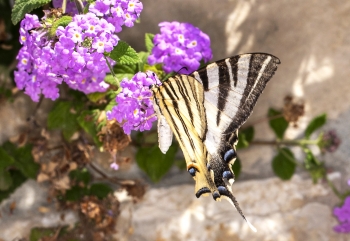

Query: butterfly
left=150, top=53, right=280, bottom=231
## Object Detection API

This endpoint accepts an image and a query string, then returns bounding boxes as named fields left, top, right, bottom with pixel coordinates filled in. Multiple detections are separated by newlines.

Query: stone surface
left=0, top=180, right=78, bottom=241
left=116, top=175, right=345, bottom=241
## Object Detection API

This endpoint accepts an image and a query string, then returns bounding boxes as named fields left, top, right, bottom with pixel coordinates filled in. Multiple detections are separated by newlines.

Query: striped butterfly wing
left=151, top=53, right=280, bottom=229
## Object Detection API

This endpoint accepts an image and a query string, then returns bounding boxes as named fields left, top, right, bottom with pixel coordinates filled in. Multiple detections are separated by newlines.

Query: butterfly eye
left=223, top=149, right=236, bottom=163
left=188, top=167, right=197, bottom=176
left=222, top=170, right=234, bottom=179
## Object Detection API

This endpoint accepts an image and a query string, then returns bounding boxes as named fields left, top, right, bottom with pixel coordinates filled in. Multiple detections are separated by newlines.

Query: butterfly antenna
left=175, top=66, right=189, bottom=75
left=223, top=190, right=257, bottom=232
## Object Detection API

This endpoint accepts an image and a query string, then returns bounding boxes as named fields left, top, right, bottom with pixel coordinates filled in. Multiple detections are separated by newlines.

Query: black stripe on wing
left=224, top=53, right=280, bottom=136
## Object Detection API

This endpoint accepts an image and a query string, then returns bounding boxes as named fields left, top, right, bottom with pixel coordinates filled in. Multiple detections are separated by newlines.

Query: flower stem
left=326, top=176, right=343, bottom=201
left=251, top=138, right=319, bottom=146
left=104, top=56, right=120, bottom=89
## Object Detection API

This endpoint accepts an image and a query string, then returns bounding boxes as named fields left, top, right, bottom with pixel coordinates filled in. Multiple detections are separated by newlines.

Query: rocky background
left=1, top=0, right=350, bottom=240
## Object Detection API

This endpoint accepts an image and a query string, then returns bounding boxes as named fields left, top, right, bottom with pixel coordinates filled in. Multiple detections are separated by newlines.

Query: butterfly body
left=150, top=53, right=280, bottom=230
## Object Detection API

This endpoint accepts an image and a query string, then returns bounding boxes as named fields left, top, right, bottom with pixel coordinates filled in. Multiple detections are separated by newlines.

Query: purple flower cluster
left=15, top=14, right=60, bottom=101
left=89, top=0, right=143, bottom=33
left=52, top=0, right=86, bottom=15
left=15, top=13, right=118, bottom=101
left=148, top=21, right=213, bottom=74
left=14, top=0, right=143, bottom=102
left=321, top=130, right=341, bottom=153
left=333, top=181, right=350, bottom=233
left=54, top=12, right=118, bottom=93
left=107, top=71, right=161, bottom=134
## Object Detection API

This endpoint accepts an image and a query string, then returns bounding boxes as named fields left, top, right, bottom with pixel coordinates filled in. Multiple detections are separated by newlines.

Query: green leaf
left=232, top=157, right=242, bottom=179
left=136, top=144, right=178, bottom=182
left=65, top=185, right=89, bottom=201
left=268, top=108, right=289, bottom=139
left=76, top=110, right=102, bottom=146
left=109, top=41, right=140, bottom=65
left=104, top=74, right=119, bottom=86
left=304, top=113, right=327, bottom=139
left=105, top=97, right=117, bottom=112
left=2, top=142, right=39, bottom=179
left=89, top=183, right=113, bottom=199
left=145, top=33, right=154, bottom=52
left=113, top=63, right=138, bottom=80
left=47, top=101, right=82, bottom=141
left=13, top=145, right=39, bottom=179
left=86, top=92, right=107, bottom=103
left=11, top=0, right=51, bottom=25
left=69, top=169, right=91, bottom=186
left=143, top=63, right=165, bottom=79
left=49, top=16, right=72, bottom=37
left=137, top=51, right=149, bottom=71
left=303, top=148, right=325, bottom=183
left=0, top=146, right=15, bottom=170
left=0, top=170, right=13, bottom=191
left=272, top=148, right=296, bottom=180
left=0, top=170, right=27, bottom=202
left=237, top=126, right=254, bottom=149
left=30, top=227, right=56, bottom=241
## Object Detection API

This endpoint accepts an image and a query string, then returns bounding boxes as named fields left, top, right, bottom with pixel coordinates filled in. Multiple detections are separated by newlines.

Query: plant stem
left=326, top=176, right=343, bottom=201
left=104, top=56, right=120, bottom=89
left=251, top=138, right=319, bottom=146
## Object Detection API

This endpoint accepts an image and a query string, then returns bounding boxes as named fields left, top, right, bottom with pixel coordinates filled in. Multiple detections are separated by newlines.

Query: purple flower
left=334, top=196, right=350, bottom=233
left=89, top=0, right=143, bottom=33
left=107, top=71, right=161, bottom=134
left=148, top=21, right=213, bottom=74
left=110, top=162, right=119, bottom=170
left=320, top=130, right=341, bottom=153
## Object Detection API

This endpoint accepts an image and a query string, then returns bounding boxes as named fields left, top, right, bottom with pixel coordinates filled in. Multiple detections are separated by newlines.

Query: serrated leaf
left=11, top=0, right=51, bottom=25
left=0, top=170, right=13, bottom=191
left=89, top=183, right=113, bottom=199
left=272, top=148, right=296, bottom=180
left=47, top=101, right=82, bottom=141
left=77, top=110, right=102, bottom=146
left=113, top=63, right=138, bottom=80
left=109, top=41, right=140, bottom=65
left=304, top=113, right=327, bottom=139
left=49, top=15, right=72, bottom=37
left=232, top=157, right=242, bottom=179
left=145, top=33, right=154, bottom=52
left=268, top=108, right=289, bottom=139
left=237, top=126, right=254, bottom=149
left=136, top=144, right=177, bottom=182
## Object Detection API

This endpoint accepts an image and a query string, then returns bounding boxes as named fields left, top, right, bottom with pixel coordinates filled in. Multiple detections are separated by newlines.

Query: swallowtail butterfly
left=150, top=53, right=280, bottom=231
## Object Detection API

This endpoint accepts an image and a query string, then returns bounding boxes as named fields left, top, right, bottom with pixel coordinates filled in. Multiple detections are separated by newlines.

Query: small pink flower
left=110, top=162, right=119, bottom=170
